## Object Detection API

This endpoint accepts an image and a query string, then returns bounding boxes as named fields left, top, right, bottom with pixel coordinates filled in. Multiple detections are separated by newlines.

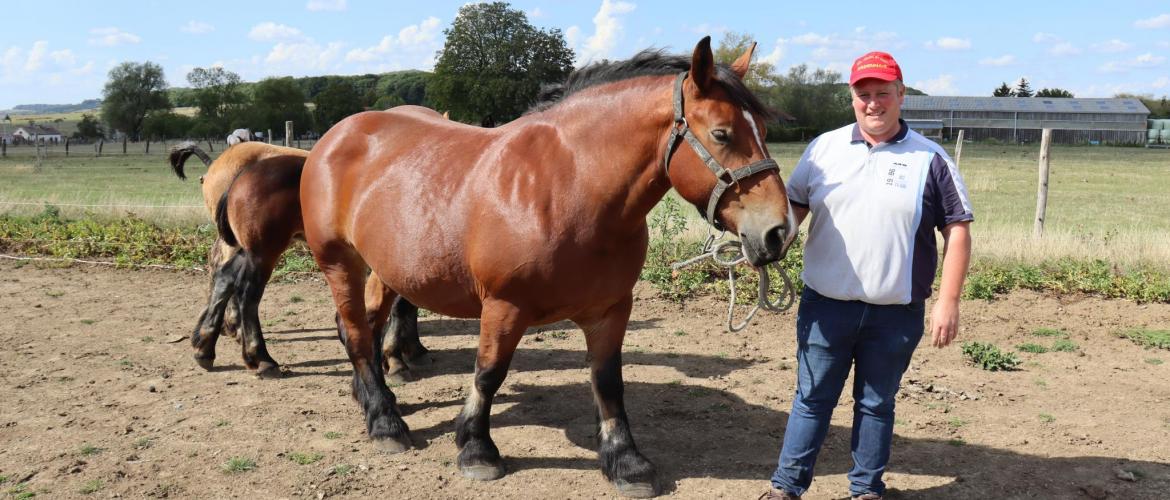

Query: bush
left=961, top=341, right=1021, bottom=371
left=1117, top=329, right=1170, bottom=350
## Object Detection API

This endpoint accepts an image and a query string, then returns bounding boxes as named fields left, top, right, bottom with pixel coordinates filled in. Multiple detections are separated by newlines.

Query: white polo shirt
left=786, top=121, right=974, bottom=305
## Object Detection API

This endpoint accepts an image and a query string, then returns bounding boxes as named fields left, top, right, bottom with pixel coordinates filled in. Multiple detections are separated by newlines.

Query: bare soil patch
left=1, top=261, right=1167, bottom=499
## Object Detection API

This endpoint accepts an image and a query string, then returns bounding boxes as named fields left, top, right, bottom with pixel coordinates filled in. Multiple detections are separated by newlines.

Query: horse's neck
left=547, top=81, right=675, bottom=231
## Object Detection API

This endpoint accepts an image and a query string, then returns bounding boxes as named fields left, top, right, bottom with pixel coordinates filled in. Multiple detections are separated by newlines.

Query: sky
left=2, top=0, right=1169, bottom=109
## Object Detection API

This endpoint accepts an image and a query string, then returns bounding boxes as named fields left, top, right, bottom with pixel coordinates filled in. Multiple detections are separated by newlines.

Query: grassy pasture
left=2, top=141, right=1169, bottom=272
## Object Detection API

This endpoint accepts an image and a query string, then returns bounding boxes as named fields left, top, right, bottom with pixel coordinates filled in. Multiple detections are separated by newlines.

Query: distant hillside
left=9, top=99, right=103, bottom=114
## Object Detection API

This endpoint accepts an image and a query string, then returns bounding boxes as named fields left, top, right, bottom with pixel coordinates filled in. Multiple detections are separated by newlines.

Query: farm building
left=11, top=125, right=63, bottom=144
left=901, top=96, right=1150, bottom=145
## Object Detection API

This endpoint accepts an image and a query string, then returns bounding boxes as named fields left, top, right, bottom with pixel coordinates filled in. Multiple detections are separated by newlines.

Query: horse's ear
left=690, top=36, right=715, bottom=93
left=442, top=110, right=450, bottom=120
left=730, top=41, right=756, bottom=80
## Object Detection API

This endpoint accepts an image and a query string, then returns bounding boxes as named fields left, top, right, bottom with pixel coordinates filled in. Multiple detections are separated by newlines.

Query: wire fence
left=0, top=138, right=320, bottom=160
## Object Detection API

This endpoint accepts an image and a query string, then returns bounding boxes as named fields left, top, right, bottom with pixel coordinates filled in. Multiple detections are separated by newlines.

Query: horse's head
left=664, top=37, right=794, bottom=267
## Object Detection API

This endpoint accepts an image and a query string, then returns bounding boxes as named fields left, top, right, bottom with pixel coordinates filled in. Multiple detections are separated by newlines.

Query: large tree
left=312, top=81, right=364, bottom=133
left=251, top=77, right=312, bottom=136
left=100, top=61, right=171, bottom=140
left=993, top=82, right=1014, bottom=97
left=427, top=2, right=574, bottom=123
left=768, top=64, right=853, bottom=134
left=73, top=113, right=105, bottom=140
left=713, top=31, right=775, bottom=92
left=1014, top=78, right=1034, bottom=97
left=187, top=67, right=249, bottom=132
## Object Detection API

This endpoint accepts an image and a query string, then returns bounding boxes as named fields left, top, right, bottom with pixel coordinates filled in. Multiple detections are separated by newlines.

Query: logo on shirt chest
left=882, top=161, right=911, bottom=189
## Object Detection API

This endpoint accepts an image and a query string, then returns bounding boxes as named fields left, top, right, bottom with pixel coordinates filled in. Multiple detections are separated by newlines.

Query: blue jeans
left=770, top=287, right=925, bottom=497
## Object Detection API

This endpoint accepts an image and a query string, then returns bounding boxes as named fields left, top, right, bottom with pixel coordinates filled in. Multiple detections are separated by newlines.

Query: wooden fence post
left=954, top=129, right=964, bottom=166
left=1, top=138, right=6, bottom=157
left=1034, top=128, right=1053, bottom=237
left=267, top=129, right=273, bottom=144
left=206, top=138, right=214, bottom=152
left=65, top=137, right=70, bottom=156
left=98, top=139, right=104, bottom=157
left=285, top=121, right=293, bottom=147
left=145, top=140, right=150, bottom=155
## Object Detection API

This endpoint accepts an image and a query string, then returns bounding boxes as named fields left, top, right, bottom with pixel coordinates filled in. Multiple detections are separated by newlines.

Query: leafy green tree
left=251, top=77, right=311, bottom=136
left=1036, top=88, right=1074, bottom=98
left=713, top=31, right=775, bottom=92
left=100, top=61, right=171, bottom=140
left=428, top=2, right=574, bottom=122
left=312, top=82, right=364, bottom=133
left=73, top=113, right=105, bottom=140
left=141, top=111, right=195, bottom=139
left=1014, top=78, right=1033, bottom=97
left=375, top=70, right=431, bottom=107
left=187, top=67, right=249, bottom=132
left=767, top=64, right=853, bottom=134
left=993, top=82, right=1014, bottom=97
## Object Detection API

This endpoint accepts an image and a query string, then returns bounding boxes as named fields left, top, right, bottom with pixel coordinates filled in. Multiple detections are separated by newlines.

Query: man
left=762, top=51, right=974, bottom=500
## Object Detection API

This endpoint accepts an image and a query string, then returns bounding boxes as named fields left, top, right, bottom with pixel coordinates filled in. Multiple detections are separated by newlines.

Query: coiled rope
left=672, top=234, right=796, bottom=332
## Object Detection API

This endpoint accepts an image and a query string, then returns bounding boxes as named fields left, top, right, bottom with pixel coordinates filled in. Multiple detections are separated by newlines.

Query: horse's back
left=225, top=155, right=305, bottom=251
left=202, top=142, right=309, bottom=220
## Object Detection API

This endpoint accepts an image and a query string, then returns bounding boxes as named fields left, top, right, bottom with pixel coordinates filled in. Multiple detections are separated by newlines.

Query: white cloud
left=1032, top=32, right=1059, bottom=43
left=759, top=38, right=788, bottom=66
left=792, top=32, right=832, bottom=46
left=528, top=7, right=544, bottom=18
left=345, top=17, right=442, bottom=65
left=1092, top=39, right=1131, bottom=53
left=687, top=23, right=728, bottom=36
left=249, top=22, right=303, bottom=42
left=265, top=41, right=345, bottom=71
left=88, top=27, right=141, bottom=47
left=914, top=74, right=959, bottom=96
left=926, top=37, right=971, bottom=51
left=979, top=54, right=1016, bottom=66
left=25, top=41, right=47, bottom=72
left=50, top=49, right=76, bottom=66
left=1099, top=52, right=1166, bottom=73
left=1152, top=76, right=1169, bottom=89
left=786, top=29, right=905, bottom=72
left=1134, top=13, right=1170, bottom=29
left=576, top=0, right=636, bottom=63
left=1048, top=42, right=1080, bottom=56
left=1134, top=53, right=1167, bottom=66
left=306, top=0, right=346, bottom=11
left=181, top=21, right=215, bottom=34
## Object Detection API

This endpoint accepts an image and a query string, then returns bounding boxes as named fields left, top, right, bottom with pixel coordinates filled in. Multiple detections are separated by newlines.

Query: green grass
left=1051, top=339, right=1079, bottom=352
left=323, top=431, right=342, bottom=439
left=1117, top=328, right=1170, bottom=349
left=332, top=464, right=354, bottom=476
left=1145, top=358, right=1164, bottom=365
left=215, top=420, right=231, bottom=428
left=946, top=438, right=966, bottom=447
left=288, top=452, right=324, bottom=465
left=1017, top=343, right=1048, bottom=353
left=78, top=479, right=103, bottom=495
left=0, top=475, right=7, bottom=484
left=288, top=295, right=304, bottom=303
left=1032, top=328, right=1068, bottom=338
left=1039, top=413, right=1056, bottom=423
left=79, top=444, right=102, bottom=456
left=134, top=437, right=152, bottom=449
left=221, top=457, right=256, bottom=474
left=948, top=417, right=967, bottom=428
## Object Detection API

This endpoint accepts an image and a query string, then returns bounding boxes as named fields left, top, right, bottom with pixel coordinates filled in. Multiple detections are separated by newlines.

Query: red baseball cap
left=849, top=51, right=902, bottom=85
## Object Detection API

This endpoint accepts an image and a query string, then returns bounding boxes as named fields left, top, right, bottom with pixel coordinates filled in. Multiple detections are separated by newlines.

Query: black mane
left=529, top=49, right=775, bottom=120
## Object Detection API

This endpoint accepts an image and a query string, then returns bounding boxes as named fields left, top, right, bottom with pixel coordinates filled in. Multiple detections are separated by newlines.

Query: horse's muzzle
left=740, top=222, right=788, bottom=267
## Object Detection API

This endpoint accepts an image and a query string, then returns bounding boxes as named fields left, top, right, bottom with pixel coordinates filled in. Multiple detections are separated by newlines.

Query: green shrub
left=1117, top=328, right=1170, bottom=349
left=1051, top=339, right=1078, bottom=352
left=961, top=341, right=1021, bottom=371
left=1032, top=328, right=1067, bottom=338
left=1016, top=343, right=1048, bottom=353
left=221, top=457, right=256, bottom=474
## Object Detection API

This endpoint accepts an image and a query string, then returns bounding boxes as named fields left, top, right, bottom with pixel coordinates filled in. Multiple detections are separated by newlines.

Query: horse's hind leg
left=208, top=236, right=240, bottom=339
left=390, top=296, right=431, bottom=369
left=455, top=298, right=527, bottom=481
left=324, top=247, right=413, bottom=452
left=575, top=295, right=659, bottom=498
left=191, top=251, right=243, bottom=370
left=234, top=250, right=282, bottom=379
left=363, top=277, right=409, bottom=383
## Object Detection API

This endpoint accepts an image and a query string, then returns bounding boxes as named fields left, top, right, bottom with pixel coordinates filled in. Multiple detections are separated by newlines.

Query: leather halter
left=662, top=71, right=780, bottom=231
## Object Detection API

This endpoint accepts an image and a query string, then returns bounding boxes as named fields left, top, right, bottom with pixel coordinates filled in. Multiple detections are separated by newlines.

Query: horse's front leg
left=455, top=298, right=527, bottom=481
left=575, top=294, right=659, bottom=498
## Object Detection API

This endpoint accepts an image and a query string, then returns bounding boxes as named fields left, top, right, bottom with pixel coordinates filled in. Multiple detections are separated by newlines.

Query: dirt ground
left=1, top=260, right=1168, bottom=499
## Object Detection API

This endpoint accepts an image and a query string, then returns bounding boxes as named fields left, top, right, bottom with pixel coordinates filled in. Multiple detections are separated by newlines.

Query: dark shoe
left=853, top=494, right=882, bottom=500
left=759, top=486, right=801, bottom=499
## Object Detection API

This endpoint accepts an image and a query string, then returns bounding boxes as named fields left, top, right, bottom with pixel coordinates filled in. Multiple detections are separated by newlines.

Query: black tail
left=215, top=186, right=238, bottom=248
left=169, top=141, right=212, bottom=180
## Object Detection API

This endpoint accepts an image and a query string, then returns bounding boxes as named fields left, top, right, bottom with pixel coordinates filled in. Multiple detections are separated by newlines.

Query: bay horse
left=300, top=38, right=793, bottom=497
left=169, top=142, right=430, bottom=380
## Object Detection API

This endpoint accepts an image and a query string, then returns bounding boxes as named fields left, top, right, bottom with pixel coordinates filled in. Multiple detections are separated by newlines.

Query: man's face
left=851, top=79, right=905, bottom=143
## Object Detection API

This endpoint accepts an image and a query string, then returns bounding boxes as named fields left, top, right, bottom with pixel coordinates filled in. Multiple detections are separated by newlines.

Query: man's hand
left=929, top=297, right=960, bottom=348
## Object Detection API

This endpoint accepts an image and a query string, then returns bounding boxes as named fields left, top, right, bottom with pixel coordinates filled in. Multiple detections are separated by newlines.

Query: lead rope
left=672, top=233, right=797, bottom=332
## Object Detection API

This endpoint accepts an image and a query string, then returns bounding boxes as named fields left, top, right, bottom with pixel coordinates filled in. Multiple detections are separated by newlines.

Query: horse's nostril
left=763, top=224, right=786, bottom=252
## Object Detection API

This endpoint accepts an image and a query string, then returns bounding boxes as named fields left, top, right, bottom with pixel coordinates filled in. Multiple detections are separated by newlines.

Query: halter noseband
left=662, top=71, right=781, bottom=231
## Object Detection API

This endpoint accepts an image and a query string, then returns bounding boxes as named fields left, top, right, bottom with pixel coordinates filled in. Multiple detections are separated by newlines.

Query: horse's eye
left=710, top=129, right=730, bottom=144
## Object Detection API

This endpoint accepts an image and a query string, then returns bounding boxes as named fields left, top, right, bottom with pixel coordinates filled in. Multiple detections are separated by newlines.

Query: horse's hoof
left=385, top=369, right=413, bottom=385
left=460, top=462, right=505, bottom=481
left=256, top=362, right=282, bottom=379
left=372, top=435, right=413, bottom=454
left=613, top=479, right=658, bottom=498
left=193, top=355, right=215, bottom=371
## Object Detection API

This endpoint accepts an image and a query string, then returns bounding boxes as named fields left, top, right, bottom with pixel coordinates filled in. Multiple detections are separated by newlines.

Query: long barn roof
left=903, top=96, right=1150, bottom=114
